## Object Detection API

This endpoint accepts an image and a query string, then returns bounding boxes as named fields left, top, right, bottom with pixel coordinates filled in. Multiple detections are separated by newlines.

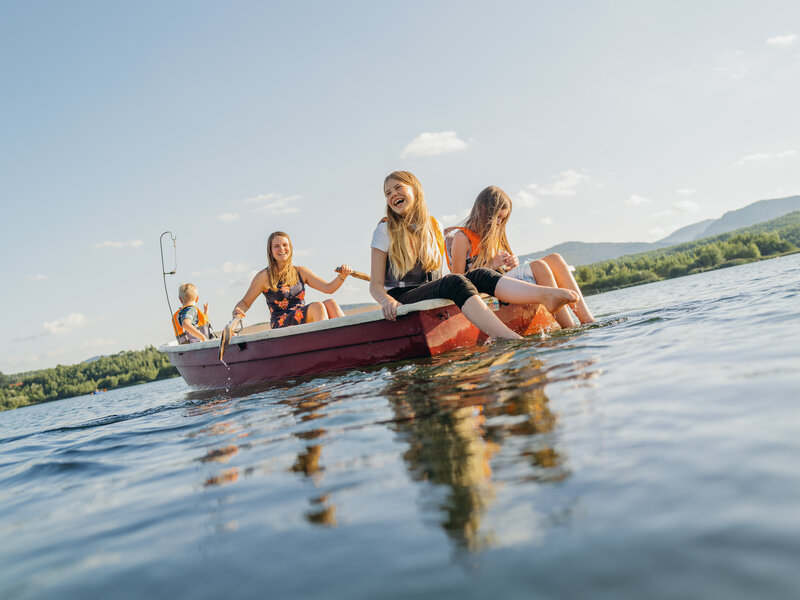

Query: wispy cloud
left=441, top=208, right=471, bottom=226
left=192, top=261, right=251, bottom=277
left=652, top=199, right=702, bottom=219
left=26, top=274, right=47, bottom=281
left=732, top=150, right=796, bottom=167
left=217, top=212, right=239, bottom=223
left=674, top=199, right=701, bottom=212
left=540, top=217, right=554, bottom=226
left=676, top=188, right=696, bottom=195
left=245, top=193, right=301, bottom=214
left=715, top=66, right=747, bottom=79
left=400, top=131, right=471, bottom=158
left=515, top=170, right=601, bottom=206
left=626, top=194, right=651, bottom=205
left=94, top=240, right=143, bottom=249
left=13, top=313, right=93, bottom=342
left=767, top=34, right=797, bottom=46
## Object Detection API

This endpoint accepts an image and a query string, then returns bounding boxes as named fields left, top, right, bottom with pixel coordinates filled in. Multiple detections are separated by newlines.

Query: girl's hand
left=491, top=252, right=510, bottom=270
left=380, top=297, right=400, bottom=321
left=232, top=307, right=246, bottom=319
left=338, top=264, right=353, bottom=278
left=504, top=254, right=519, bottom=270
left=203, top=302, right=209, bottom=314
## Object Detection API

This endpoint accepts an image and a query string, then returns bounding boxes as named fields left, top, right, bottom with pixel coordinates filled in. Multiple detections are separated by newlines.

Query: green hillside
left=574, top=211, right=800, bottom=295
left=1, top=347, right=179, bottom=412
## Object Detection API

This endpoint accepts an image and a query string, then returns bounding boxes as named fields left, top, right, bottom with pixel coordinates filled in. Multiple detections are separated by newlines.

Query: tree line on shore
left=0, top=347, right=178, bottom=412
left=574, top=211, right=800, bottom=295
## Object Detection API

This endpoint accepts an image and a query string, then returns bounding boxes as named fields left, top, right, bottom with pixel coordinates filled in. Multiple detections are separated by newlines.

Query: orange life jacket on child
left=379, top=216, right=446, bottom=288
left=172, top=305, right=210, bottom=344
left=443, top=226, right=481, bottom=272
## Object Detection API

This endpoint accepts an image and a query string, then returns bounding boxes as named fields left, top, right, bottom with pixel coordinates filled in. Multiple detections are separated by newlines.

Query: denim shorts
left=504, top=261, right=537, bottom=285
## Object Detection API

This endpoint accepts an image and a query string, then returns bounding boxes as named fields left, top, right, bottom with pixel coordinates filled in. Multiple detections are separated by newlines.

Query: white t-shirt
left=371, top=218, right=444, bottom=288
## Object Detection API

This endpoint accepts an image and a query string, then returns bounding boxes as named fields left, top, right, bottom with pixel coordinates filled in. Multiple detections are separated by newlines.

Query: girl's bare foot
left=542, top=288, right=579, bottom=316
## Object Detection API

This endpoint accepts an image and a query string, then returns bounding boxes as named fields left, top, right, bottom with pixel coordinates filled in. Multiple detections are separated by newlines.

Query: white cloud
left=26, top=274, right=47, bottom=281
left=400, top=131, right=470, bottom=158
left=540, top=217, right=554, bottom=226
left=732, top=150, right=797, bottom=167
left=441, top=208, right=471, bottom=225
left=767, top=34, right=797, bottom=46
left=653, top=209, right=673, bottom=219
left=217, top=212, right=239, bottom=223
left=649, top=227, right=669, bottom=238
left=246, top=193, right=301, bottom=214
left=42, top=313, right=89, bottom=335
left=676, top=188, right=696, bottom=195
left=94, top=240, right=143, bottom=249
left=78, top=338, right=117, bottom=349
left=674, top=199, right=701, bottom=212
left=192, top=261, right=251, bottom=277
left=525, top=170, right=601, bottom=198
left=627, top=194, right=651, bottom=205
left=12, top=313, right=95, bottom=342
left=513, top=188, right=539, bottom=208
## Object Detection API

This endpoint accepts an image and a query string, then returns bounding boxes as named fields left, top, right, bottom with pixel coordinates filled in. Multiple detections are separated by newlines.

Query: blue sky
left=1, top=1, right=798, bottom=373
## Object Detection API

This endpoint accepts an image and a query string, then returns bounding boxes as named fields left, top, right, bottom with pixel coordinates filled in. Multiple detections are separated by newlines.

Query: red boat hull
left=160, top=300, right=557, bottom=389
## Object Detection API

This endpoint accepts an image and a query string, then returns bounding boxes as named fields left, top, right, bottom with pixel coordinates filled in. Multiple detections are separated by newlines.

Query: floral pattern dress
left=263, top=270, right=308, bottom=329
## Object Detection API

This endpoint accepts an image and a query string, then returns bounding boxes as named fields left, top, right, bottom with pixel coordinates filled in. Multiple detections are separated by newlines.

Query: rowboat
left=159, top=298, right=559, bottom=390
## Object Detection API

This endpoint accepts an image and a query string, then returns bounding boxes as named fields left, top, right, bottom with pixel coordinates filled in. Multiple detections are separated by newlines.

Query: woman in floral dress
left=232, top=231, right=353, bottom=329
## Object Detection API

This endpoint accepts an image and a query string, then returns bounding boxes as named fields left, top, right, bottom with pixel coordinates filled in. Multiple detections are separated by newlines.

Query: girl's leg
left=529, top=260, right=576, bottom=329
left=304, top=302, right=329, bottom=323
left=392, top=275, right=520, bottom=339
left=541, top=254, right=595, bottom=323
left=322, top=298, right=345, bottom=318
left=466, top=268, right=578, bottom=318
left=460, top=295, right=521, bottom=339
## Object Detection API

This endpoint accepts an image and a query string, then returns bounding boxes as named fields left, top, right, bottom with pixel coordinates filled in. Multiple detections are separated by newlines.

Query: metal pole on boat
left=160, top=231, right=177, bottom=321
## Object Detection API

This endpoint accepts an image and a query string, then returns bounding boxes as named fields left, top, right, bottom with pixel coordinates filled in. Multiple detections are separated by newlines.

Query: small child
left=172, top=283, right=210, bottom=344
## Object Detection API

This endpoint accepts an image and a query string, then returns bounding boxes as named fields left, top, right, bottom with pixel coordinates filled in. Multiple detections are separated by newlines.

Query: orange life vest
left=443, top=226, right=481, bottom=272
left=172, top=305, right=210, bottom=343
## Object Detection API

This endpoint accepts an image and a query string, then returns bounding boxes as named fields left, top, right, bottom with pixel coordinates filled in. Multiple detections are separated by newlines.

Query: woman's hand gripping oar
left=219, top=308, right=244, bottom=363
left=335, top=266, right=370, bottom=281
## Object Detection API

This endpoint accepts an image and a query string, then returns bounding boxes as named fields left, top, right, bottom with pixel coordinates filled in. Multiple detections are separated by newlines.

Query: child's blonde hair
left=178, top=283, right=199, bottom=304
left=383, top=171, right=441, bottom=278
left=463, top=186, right=513, bottom=269
left=265, top=231, right=300, bottom=292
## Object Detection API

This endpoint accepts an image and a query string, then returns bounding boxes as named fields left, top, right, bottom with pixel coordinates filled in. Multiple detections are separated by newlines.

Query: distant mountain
left=522, top=241, right=656, bottom=266
left=699, top=196, right=800, bottom=238
left=519, top=195, right=800, bottom=266
left=656, top=219, right=715, bottom=246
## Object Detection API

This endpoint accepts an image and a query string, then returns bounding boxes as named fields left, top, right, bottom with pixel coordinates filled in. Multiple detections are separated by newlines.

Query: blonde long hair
left=384, top=171, right=441, bottom=278
left=265, top=231, right=299, bottom=291
left=463, top=186, right=513, bottom=269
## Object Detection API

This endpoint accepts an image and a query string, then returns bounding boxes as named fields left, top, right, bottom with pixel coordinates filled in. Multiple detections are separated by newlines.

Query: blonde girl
left=446, top=186, right=595, bottom=327
left=370, top=171, right=578, bottom=339
left=233, top=231, right=353, bottom=328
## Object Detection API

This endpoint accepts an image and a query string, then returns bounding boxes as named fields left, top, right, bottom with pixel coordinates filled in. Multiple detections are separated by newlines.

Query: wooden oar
left=218, top=316, right=241, bottom=363
left=335, top=267, right=370, bottom=281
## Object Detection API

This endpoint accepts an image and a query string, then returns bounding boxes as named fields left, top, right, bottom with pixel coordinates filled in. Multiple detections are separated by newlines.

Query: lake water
left=2, top=254, right=799, bottom=599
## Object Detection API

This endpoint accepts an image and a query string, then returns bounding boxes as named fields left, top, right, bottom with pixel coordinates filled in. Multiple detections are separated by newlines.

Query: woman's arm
left=232, top=270, right=267, bottom=318
left=296, top=264, right=353, bottom=294
left=370, top=247, right=400, bottom=321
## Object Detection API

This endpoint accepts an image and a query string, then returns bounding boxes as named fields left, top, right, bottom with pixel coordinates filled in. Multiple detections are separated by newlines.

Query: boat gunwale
left=159, top=298, right=457, bottom=354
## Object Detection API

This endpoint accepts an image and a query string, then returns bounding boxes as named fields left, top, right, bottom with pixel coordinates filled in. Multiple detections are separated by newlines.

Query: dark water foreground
left=2, top=255, right=799, bottom=600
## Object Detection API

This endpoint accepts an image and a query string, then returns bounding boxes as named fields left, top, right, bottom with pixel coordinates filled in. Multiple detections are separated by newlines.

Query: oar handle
left=335, top=266, right=370, bottom=282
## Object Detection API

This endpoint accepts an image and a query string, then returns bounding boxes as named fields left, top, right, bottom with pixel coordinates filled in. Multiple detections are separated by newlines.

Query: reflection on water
left=383, top=348, right=567, bottom=551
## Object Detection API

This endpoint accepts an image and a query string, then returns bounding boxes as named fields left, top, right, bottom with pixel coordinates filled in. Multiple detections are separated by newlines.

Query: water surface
left=2, top=255, right=799, bottom=599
